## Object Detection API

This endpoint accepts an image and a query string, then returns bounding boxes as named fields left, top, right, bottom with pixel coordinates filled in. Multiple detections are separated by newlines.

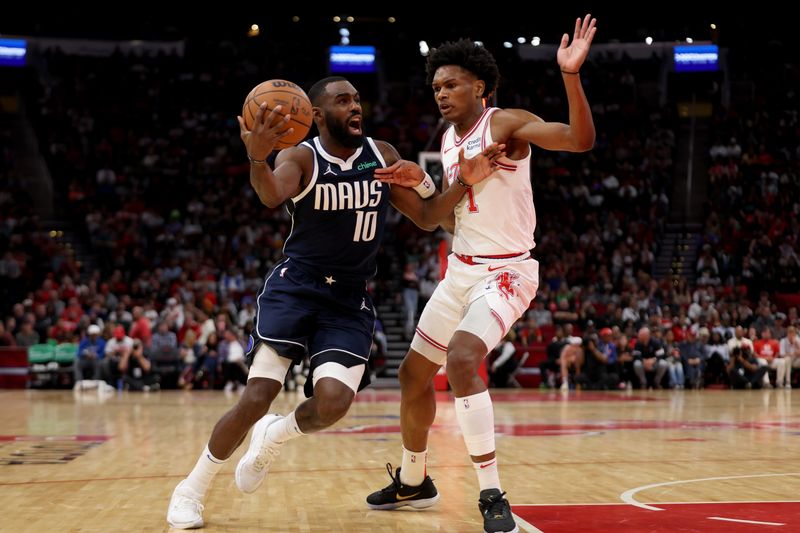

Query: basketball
left=242, top=79, right=313, bottom=149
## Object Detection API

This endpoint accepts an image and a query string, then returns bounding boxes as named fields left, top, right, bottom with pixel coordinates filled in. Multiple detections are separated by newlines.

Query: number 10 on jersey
left=353, top=210, right=377, bottom=242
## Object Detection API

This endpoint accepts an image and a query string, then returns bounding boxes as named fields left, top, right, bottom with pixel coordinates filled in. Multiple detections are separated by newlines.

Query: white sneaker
left=235, top=414, right=284, bottom=494
left=167, top=480, right=204, bottom=529
left=560, top=381, right=569, bottom=392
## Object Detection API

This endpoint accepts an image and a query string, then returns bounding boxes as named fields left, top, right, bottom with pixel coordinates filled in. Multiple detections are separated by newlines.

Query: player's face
left=322, top=81, right=363, bottom=149
left=431, top=65, right=485, bottom=122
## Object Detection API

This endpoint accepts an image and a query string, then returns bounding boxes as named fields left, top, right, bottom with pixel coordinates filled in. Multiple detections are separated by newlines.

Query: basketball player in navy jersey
left=166, top=76, right=505, bottom=529
left=366, top=15, right=597, bottom=533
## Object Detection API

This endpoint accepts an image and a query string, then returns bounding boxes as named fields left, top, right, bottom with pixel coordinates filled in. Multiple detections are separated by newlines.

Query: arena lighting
left=503, top=41, right=513, bottom=48
left=292, top=16, right=299, bottom=22
left=388, top=17, right=396, bottom=23
left=329, top=45, right=376, bottom=73
left=686, top=37, right=694, bottom=43
left=419, top=40, right=429, bottom=57
left=0, top=40, right=26, bottom=68
left=710, top=23, right=717, bottom=29
left=517, top=37, right=526, bottom=44
left=645, top=36, right=653, bottom=45
left=674, top=44, right=719, bottom=72
left=531, top=36, right=541, bottom=46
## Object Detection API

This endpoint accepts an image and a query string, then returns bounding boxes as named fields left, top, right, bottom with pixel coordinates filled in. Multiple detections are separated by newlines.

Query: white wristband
left=412, top=172, right=436, bottom=198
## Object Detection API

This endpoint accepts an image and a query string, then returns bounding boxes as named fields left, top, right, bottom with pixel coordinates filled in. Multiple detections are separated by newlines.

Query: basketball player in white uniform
left=366, top=14, right=597, bottom=533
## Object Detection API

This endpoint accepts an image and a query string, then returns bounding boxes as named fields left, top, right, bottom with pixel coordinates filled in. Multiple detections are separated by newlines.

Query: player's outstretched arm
left=491, top=14, right=597, bottom=153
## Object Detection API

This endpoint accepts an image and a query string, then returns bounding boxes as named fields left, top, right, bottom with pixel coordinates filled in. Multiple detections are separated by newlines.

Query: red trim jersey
left=440, top=107, right=536, bottom=256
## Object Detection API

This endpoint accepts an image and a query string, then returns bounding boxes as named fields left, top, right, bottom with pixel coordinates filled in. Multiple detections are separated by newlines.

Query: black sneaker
left=478, top=489, right=518, bottom=533
left=366, top=463, right=440, bottom=510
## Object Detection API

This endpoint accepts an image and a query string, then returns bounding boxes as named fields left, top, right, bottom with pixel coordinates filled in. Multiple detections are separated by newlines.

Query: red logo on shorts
left=495, top=271, right=520, bottom=300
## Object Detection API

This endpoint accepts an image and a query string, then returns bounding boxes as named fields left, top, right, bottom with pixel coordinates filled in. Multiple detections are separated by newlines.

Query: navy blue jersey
left=283, top=136, right=390, bottom=283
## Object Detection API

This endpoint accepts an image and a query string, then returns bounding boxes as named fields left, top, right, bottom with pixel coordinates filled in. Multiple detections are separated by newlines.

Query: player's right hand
left=237, top=103, right=294, bottom=160
left=458, top=142, right=506, bottom=185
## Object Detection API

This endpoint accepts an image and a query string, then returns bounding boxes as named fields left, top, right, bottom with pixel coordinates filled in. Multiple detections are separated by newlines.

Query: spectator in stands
left=580, top=327, right=619, bottom=390
left=728, top=346, right=767, bottom=389
left=221, top=329, right=247, bottom=393
left=727, top=325, right=754, bottom=353
left=237, top=296, right=256, bottom=330
left=103, top=325, right=134, bottom=385
left=705, top=330, right=729, bottom=383
left=489, top=331, right=519, bottom=388
left=541, top=325, right=566, bottom=388
left=129, top=306, right=152, bottom=347
left=120, top=339, right=158, bottom=391
left=615, top=333, right=635, bottom=388
left=75, top=324, right=106, bottom=382
left=679, top=329, right=708, bottom=389
left=515, top=313, right=542, bottom=346
left=150, top=320, right=180, bottom=386
left=0, top=322, right=15, bottom=346
left=632, top=327, right=668, bottom=388
left=188, top=331, right=220, bottom=390
left=160, top=297, right=185, bottom=330
left=664, top=330, right=685, bottom=389
left=530, top=300, right=553, bottom=327
left=780, top=326, right=800, bottom=388
left=15, top=320, right=40, bottom=347
left=753, top=327, right=785, bottom=389
left=560, top=336, right=584, bottom=391
left=773, top=312, right=788, bottom=340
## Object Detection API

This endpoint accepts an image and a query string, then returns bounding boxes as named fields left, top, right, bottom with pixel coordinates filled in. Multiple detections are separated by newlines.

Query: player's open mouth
left=439, top=104, right=452, bottom=115
left=348, top=116, right=362, bottom=134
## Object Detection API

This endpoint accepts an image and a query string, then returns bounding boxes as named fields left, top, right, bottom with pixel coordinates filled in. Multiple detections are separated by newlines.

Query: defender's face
left=317, top=80, right=363, bottom=147
left=431, top=65, right=485, bottom=121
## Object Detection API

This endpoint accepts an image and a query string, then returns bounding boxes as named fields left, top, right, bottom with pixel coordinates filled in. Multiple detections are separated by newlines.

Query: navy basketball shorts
left=245, top=258, right=375, bottom=393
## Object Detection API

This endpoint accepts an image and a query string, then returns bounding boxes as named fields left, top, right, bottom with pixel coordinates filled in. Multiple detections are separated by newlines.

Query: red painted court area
left=327, top=419, right=800, bottom=436
left=354, top=391, right=661, bottom=403
left=515, top=502, right=800, bottom=532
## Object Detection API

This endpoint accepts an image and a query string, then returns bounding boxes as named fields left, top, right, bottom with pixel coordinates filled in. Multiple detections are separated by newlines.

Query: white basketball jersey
left=440, top=107, right=536, bottom=256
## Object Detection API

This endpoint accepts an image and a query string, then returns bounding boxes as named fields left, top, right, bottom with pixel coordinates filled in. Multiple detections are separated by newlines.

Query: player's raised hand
left=458, top=143, right=506, bottom=186
left=237, top=103, right=293, bottom=160
left=374, top=159, right=425, bottom=187
left=557, top=14, right=597, bottom=74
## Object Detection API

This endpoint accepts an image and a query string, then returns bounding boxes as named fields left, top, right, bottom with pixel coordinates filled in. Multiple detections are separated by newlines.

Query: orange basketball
left=242, top=79, right=313, bottom=150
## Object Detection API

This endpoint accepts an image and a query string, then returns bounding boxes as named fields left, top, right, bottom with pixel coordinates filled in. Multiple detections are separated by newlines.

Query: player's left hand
left=557, top=14, right=597, bottom=73
left=458, top=142, right=506, bottom=186
left=374, top=159, right=425, bottom=187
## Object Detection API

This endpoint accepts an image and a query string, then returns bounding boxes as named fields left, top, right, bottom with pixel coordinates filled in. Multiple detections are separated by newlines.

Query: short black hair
left=426, top=39, right=499, bottom=97
left=308, top=76, right=348, bottom=106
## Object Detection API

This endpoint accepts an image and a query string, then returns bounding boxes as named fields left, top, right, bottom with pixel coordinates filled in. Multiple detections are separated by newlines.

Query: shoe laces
left=253, top=440, right=281, bottom=471
left=174, top=493, right=204, bottom=515
left=379, top=462, right=402, bottom=493
left=479, top=491, right=510, bottom=519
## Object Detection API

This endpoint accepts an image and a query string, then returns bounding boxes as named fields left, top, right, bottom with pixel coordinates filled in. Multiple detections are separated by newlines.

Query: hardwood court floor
left=2, top=387, right=800, bottom=532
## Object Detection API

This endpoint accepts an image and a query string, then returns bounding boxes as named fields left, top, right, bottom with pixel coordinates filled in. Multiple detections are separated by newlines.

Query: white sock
left=183, top=444, right=226, bottom=498
left=399, top=446, right=427, bottom=487
left=454, top=390, right=501, bottom=492
left=266, top=411, right=304, bottom=444
left=473, top=458, right=501, bottom=492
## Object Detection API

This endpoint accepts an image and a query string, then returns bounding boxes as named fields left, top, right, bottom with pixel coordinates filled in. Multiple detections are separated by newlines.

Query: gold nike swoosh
left=396, top=491, right=422, bottom=501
